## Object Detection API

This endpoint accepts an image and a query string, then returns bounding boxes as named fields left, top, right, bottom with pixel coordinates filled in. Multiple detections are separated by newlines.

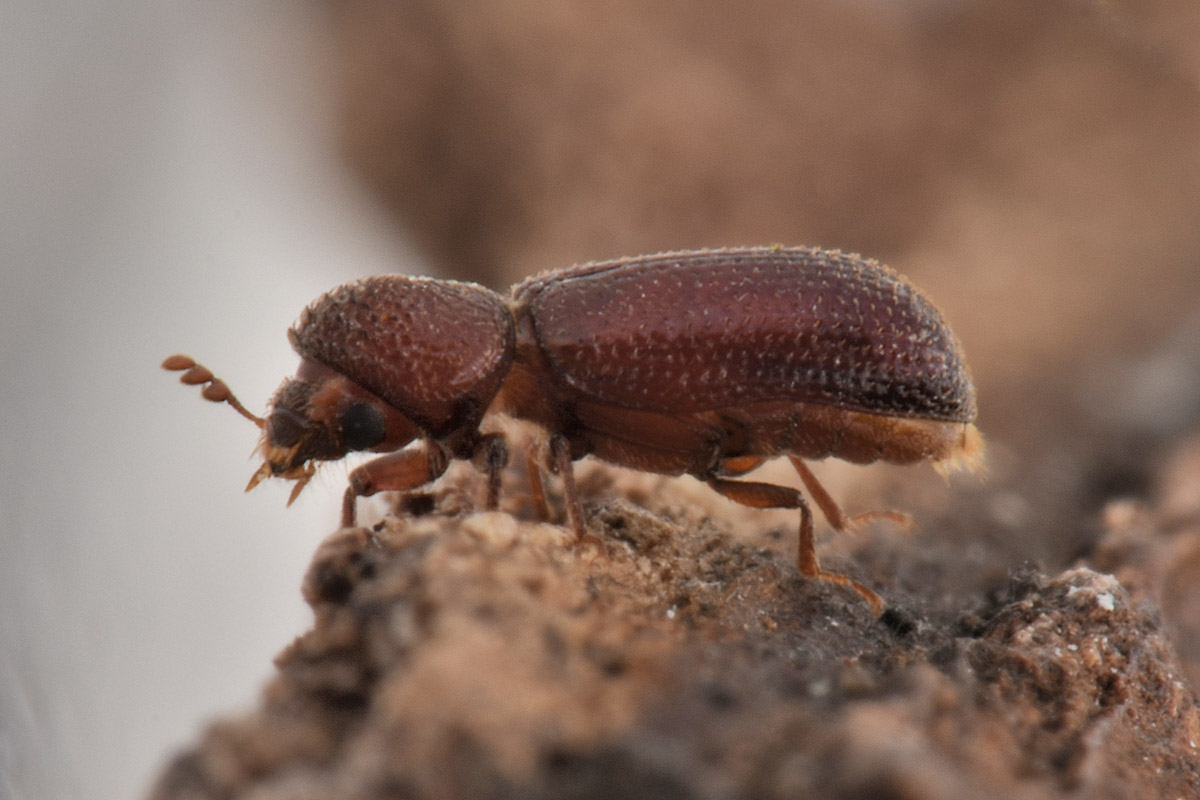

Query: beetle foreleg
left=788, top=457, right=914, bottom=533
left=342, top=441, right=451, bottom=527
left=706, top=476, right=885, bottom=615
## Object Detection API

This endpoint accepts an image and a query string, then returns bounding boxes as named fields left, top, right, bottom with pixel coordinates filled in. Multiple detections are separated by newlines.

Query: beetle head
left=164, top=354, right=421, bottom=506
left=247, top=358, right=423, bottom=503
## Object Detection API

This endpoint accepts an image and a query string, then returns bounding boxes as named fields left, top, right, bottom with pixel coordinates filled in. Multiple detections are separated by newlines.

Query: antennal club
left=162, top=354, right=265, bottom=428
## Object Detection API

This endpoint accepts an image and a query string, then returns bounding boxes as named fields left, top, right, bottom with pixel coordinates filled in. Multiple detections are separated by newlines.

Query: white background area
left=1, top=3, right=422, bottom=797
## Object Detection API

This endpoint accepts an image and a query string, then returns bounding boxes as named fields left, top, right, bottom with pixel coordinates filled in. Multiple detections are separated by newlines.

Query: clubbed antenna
left=162, top=354, right=265, bottom=428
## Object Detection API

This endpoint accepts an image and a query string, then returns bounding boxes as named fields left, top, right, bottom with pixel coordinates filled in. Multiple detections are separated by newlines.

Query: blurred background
left=3, top=1, right=1199, bottom=797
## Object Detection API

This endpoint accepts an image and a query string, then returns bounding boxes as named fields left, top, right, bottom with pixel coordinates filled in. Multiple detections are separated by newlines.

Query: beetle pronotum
left=165, top=247, right=982, bottom=612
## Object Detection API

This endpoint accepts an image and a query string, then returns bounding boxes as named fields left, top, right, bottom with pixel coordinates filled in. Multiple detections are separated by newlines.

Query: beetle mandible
left=164, top=246, right=982, bottom=612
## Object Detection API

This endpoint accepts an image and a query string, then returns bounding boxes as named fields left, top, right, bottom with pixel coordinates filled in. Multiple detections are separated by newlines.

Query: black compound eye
left=339, top=403, right=387, bottom=451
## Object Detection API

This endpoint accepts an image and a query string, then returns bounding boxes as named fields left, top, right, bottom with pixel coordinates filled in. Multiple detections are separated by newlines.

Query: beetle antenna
left=162, top=354, right=265, bottom=428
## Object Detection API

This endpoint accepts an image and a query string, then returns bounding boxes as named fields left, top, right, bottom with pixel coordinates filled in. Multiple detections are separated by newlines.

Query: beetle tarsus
left=707, top=474, right=886, bottom=615
left=789, top=456, right=913, bottom=534
left=794, top=495, right=886, bottom=614
left=844, top=509, right=915, bottom=534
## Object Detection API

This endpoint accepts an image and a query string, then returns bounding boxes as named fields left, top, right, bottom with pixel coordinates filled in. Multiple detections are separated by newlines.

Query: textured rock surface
left=151, top=459, right=1200, bottom=799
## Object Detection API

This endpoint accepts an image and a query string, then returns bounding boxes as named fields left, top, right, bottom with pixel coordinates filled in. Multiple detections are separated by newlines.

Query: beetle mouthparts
left=245, top=460, right=317, bottom=507
left=245, top=462, right=272, bottom=493
left=285, top=463, right=316, bottom=506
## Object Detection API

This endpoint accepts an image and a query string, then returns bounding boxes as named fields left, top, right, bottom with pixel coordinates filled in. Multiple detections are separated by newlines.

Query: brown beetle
left=165, top=247, right=982, bottom=611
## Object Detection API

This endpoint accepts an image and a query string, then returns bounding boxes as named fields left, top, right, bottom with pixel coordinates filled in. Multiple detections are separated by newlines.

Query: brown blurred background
left=331, top=0, right=1200, bottom=381
left=325, top=0, right=1200, bottom=568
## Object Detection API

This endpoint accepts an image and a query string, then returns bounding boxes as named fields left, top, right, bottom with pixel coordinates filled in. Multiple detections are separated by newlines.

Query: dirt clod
left=151, top=465, right=1200, bottom=799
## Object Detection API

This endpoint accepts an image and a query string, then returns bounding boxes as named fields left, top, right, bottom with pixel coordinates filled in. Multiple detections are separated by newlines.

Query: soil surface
left=151, top=455, right=1200, bottom=799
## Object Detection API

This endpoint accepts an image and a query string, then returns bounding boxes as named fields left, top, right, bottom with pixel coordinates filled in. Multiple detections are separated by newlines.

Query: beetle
left=164, top=246, right=982, bottom=612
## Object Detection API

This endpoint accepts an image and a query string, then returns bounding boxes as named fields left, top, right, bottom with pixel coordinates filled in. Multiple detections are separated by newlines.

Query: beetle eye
left=339, top=403, right=387, bottom=451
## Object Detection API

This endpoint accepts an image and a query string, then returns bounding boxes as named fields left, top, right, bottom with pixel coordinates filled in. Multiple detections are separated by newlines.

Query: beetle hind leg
left=706, top=476, right=885, bottom=615
left=788, top=457, right=913, bottom=534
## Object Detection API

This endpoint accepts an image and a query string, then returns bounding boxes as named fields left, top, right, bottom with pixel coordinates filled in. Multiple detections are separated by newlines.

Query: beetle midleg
left=525, top=453, right=550, bottom=521
left=550, top=435, right=585, bottom=539
left=788, top=456, right=914, bottom=533
left=705, top=476, right=885, bottom=615
left=342, top=441, right=450, bottom=527
left=472, top=433, right=509, bottom=510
